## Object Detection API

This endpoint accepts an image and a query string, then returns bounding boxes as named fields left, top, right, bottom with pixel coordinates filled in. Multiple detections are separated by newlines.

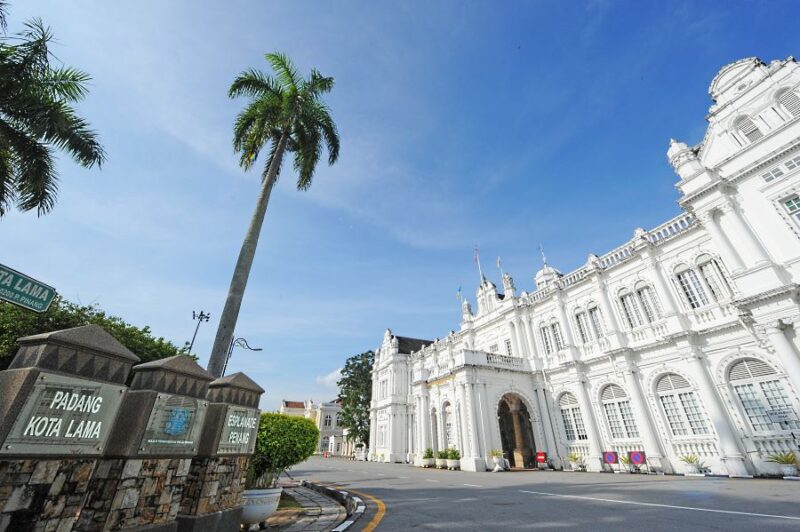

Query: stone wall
left=179, top=456, right=248, bottom=516
left=0, top=459, right=94, bottom=532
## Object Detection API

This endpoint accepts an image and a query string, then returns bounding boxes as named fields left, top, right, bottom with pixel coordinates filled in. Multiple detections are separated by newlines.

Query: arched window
left=575, top=311, right=591, bottom=343
left=324, top=414, right=332, bottom=428
left=601, top=385, right=639, bottom=439
left=635, top=282, right=661, bottom=323
left=551, top=321, right=565, bottom=350
left=675, top=264, right=710, bottom=310
left=619, top=289, right=644, bottom=328
left=559, top=393, right=588, bottom=441
left=443, top=402, right=454, bottom=447
left=539, top=324, right=553, bottom=355
left=696, top=254, right=732, bottom=302
left=587, top=305, right=604, bottom=338
left=734, top=116, right=764, bottom=143
left=729, top=358, right=800, bottom=432
left=656, top=374, right=710, bottom=436
left=777, top=88, right=800, bottom=118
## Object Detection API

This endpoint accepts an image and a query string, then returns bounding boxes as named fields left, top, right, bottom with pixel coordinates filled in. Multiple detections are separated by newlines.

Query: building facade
left=369, top=57, right=800, bottom=477
left=279, top=398, right=346, bottom=455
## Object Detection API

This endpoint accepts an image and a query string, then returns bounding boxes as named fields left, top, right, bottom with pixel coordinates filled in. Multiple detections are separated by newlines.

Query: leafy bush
left=247, top=413, right=319, bottom=489
left=680, top=454, right=702, bottom=465
left=423, top=448, right=434, bottom=459
left=767, top=452, right=798, bottom=465
left=489, top=449, right=503, bottom=458
left=436, top=449, right=449, bottom=459
left=567, top=453, right=583, bottom=464
left=447, top=448, right=461, bottom=460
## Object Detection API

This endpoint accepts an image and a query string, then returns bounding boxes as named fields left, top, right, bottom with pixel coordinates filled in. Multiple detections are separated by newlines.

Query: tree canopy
left=0, top=298, right=186, bottom=371
left=336, top=350, right=374, bottom=446
left=0, top=1, right=105, bottom=216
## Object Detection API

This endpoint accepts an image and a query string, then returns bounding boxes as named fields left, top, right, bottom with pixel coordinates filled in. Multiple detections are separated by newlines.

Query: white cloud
left=315, top=368, right=342, bottom=390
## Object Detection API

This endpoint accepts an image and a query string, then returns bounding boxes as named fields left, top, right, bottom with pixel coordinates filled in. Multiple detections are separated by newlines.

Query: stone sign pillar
left=0, top=325, right=139, bottom=532
left=75, top=355, right=213, bottom=532
left=176, top=372, right=264, bottom=532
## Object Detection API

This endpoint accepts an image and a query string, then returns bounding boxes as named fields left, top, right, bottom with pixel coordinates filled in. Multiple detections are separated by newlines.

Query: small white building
left=280, top=398, right=347, bottom=455
left=369, top=56, right=800, bottom=477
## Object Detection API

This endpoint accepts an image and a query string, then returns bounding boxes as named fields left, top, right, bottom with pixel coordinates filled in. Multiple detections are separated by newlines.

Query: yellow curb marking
left=332, top=485, right=386, bottom=531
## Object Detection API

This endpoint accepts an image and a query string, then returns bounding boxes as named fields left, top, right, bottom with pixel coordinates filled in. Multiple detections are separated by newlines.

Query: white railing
left=559, top=267, right=589, bottom=288
left=686, top=303, right=736, bottom=329
left=598, top=241, right=637, bottom=269
left=751, top=434, right=798, bottom=455
left=671, top=439, right=719, bottom=460
left=647, top=213, right=696, bottom=244
left=461, top=350, right=531, bottom=372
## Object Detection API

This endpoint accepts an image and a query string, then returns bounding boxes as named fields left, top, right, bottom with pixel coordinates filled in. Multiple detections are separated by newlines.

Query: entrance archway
left=497, top=394, right=536, bottom=468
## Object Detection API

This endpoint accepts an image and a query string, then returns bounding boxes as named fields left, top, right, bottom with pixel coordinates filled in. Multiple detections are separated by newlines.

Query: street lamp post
left=223, top=336, right=263, bottom=376
left=187, top=310, right=210, bottom=356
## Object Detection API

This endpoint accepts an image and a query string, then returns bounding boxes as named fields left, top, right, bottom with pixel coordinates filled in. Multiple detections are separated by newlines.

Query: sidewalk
left=266, top=484, right=347, bottom=532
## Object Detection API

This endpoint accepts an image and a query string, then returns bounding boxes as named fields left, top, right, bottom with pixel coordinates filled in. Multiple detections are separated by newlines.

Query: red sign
left=603, top=451, right=618, bottom=464
left=628, top=451, right=646, bottom=465
left=535, top=451, right=547, bottom=464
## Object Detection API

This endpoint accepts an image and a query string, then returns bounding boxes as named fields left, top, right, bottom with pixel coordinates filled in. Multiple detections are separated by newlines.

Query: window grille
left=778, top=88, right=800, bottom=117
left=588, top=307, right=604, bottom=337
left=636, top=286, right=659, bottom=323
left=729, top=358, right=800, bottom=432
left=762, top=167, right=785, bottom=183
left=551, top=323, right=564, bottom=350
left=539, top=327, right=553, bottom=355
left=676, top=268, right=710, bottom=309
left=575, top=312, right=591, bottom=343
left=656, top=373, right=710, bottom=436
left=735, top=116, right=764, bottom=142
left=504, top=339, right=513, bottom=356
left=785, top=196, right=800, bottom=225
left=784, top=155, right=800, bottom=170
left=620, top=293, right=644, bottom=328
left=601, top=385, right=639, bottom=439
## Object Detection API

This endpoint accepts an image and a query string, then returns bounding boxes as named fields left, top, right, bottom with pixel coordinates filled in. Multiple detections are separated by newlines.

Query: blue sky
left=1, top=1, right=795, bottom=409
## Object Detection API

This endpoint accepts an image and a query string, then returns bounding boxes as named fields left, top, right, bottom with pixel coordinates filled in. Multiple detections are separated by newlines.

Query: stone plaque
left=0, top=372, right=125, bottom=455
left=217, top=406, right=259, bottom=455
left=140, top=393, right=207, bottom=454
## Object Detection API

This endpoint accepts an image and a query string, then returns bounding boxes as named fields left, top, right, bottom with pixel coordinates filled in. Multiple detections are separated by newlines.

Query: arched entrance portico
left=498, top=393, right=536, bottom=468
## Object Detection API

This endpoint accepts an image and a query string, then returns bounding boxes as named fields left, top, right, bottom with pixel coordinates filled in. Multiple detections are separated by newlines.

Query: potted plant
left=435, top=449, right=448, bottom=469
left=446, top=448, right=461, bottom=470
left=422, top=447, right=435, bottom=468
left=616, top=455, right=631, bottom=473
left=567, top=453, right=584, bottom=471
left=680, top=454, right=703, bottom=475
left=242, top=413, right=319, bottom=529
left=767, top=451, right=799, bottom=477
left=490, top=449, right=505, bottom=472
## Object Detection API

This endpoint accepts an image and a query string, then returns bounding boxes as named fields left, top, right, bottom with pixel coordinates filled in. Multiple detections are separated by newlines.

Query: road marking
left=424, top=479, right=440, bottom=482
left=399, top=476, right=409, bottom=479
left=341, top=487, right=386, bottom=532
left=518, top=490, right=800, bottom=521
left=463, top=483, right=482, bottom=488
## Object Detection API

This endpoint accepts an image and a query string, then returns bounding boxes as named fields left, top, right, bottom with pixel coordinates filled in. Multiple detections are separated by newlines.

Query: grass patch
left=278, top=492, right=302, bottom=510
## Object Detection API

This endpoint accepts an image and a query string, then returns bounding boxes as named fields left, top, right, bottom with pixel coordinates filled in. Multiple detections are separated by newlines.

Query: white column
left=646, top=256, right=680, bottom=316
left=458, top=383, right=472, bottom=457
left=575, top=376, right=604, bottom=471
left=509, top=322, right=521, bottom=357
left=468, top=382, right=484, bottom=458
left=699, top=210, right=745, bottom=272
left=522, top=317, right=539, bottom=359
left=685, top=350, right=750, bottom=477
left=720, top=199, right=771, bottom=266
left=595, top=277, right=622, bottom=333
left=513, top=320, right=527, bottom=357
left=422, top=393, right=431, bottom=452
left=765, top=321, right=800, bottom=396
left=535, top=384, right=559, bottom=467
left=622, top=363, right=670, bottom=473
left=369, top=410, right=377, bottom=459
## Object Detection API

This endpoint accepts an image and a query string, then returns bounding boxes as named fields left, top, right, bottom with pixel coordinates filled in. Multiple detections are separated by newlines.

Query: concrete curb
left=301, top=480, right=368, bottom=531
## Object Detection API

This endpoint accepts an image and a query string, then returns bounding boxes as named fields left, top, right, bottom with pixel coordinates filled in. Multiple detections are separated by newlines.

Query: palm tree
left=0, top=3, right=105, bottom=216
left=207, top=52, right=340, bottom=377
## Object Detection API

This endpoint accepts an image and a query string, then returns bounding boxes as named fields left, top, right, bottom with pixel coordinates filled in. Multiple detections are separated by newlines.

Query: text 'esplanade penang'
left=369, top=57, right=800, bottom=477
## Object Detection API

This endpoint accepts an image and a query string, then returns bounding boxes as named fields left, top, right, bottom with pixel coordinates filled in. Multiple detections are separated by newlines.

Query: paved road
left=291, top=456, right=800, bottom=531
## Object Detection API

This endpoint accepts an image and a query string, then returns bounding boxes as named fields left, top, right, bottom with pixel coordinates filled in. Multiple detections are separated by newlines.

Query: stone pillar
left=457, top=384, right=472, bottom=458
left=765, top=321, right=800, bottom=397
left=684, top=349, right=750, bottom=477
left=720, top=199, right=771, bottom=267
left=368, top=410, right=377, bottom=458
left=466, top=381, right=486, bottom=471
left=0, top=325, right=137, bottom=532
left=76, top=355, right=214, bottom=531
left=177, top=372, right=264, bottom=532
left=574, top=377, right=604, bottom=471
left=699, top=210, right=745, bottom=272
left=509, top=402, right=532, bottom=468
left=534, top=384, right=560, bottom=469
left=621, top=362, right=670, bottom=473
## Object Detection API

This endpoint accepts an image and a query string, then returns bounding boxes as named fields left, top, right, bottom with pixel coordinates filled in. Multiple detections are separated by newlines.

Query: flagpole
left=474, top=245, right=484, bottom=283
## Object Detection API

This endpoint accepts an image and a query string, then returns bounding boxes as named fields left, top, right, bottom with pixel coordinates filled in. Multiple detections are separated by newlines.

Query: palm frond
left=228, top=68, right=283, bottom=99
left=40, top=66, right=91, bottom=102
left=266, top=52, right=299, bottom=91
left=0, top=1, right=8, bottom=33
left=1, top=121, right=57, bottom=215
left=0, top=142, right=16, bottom=216
left=292, top=124, right=321, bottom=191
left=303, top=69, right=334, bottom=96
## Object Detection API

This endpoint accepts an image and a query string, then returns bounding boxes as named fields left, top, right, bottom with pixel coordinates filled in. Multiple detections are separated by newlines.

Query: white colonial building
left=279, top=398, right=348, bottom=455
left=369, top=57, right=800, bottom=477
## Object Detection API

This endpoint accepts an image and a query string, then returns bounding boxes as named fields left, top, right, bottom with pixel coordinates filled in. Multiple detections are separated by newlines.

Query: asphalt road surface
left=291, top=456, right=800, bottom=531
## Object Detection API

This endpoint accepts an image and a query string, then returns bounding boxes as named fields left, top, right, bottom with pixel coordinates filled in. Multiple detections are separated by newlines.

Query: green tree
left=207, top=52, right=340, bottom=377
left=0, top=2, right=105, bottom=216
left=336, top=350, right=374, bottom=446
left=0, top=298, right=186, bottom=370
left=248, top=412, right=319, bottom=488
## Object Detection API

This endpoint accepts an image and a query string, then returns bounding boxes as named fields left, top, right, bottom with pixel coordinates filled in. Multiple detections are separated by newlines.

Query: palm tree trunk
left=207, top=132, right=288, bottom=377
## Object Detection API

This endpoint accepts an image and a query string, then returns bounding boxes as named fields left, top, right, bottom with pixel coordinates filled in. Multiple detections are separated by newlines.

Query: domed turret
left=535, top=264, right=562, bottom=290
left=667, top=139, right=704, bottom=181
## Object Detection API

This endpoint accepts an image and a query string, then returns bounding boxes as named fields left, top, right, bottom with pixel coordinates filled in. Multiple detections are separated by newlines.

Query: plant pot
left=492, top=456, right=504, bottom=472
left=684, top=463, right=699, bottom=475
left=241, top=487, right=282, bottom=526
left=781, top=464, right=798, bottom=477
left=446, top=459, right=460, bottom=470
left=422, top=458, right=435, bottom=468
left=569, top=462, right=581, bottom=471
left=435, top=458, right=447, bottom=469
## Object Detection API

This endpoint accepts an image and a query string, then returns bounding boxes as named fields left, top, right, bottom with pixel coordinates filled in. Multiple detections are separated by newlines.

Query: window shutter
left=729, top=358, right=776, bottom=381
left=601, top=384, right=627, bottom=401
left=779, top=89, right=800, bottom=117
left=656, top=373, right=690, bottom=393
left=736, top=116, right=764, bottom=142
left=559, top=392, right=578, bottom=407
